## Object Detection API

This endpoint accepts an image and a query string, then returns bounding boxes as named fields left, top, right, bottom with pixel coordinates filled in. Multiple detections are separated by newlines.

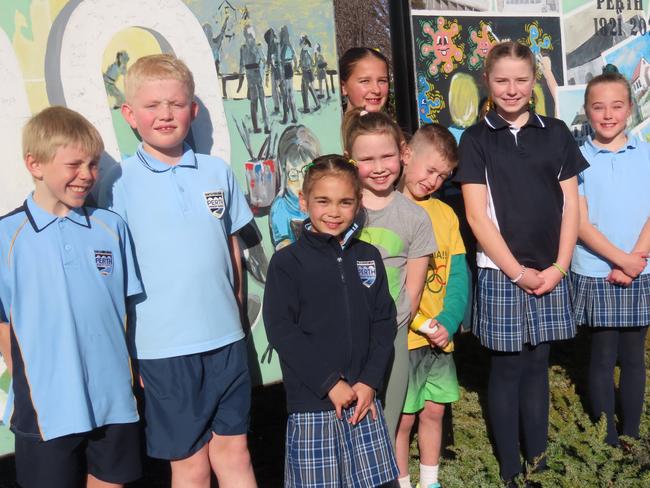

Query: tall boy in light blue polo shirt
left=99, top=54, right=257, bottom=487
left=0, top=106, right=143, bottom=488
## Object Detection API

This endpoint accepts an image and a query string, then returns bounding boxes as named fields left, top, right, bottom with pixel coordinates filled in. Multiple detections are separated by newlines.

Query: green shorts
left=402, top=345, right=459, bottom=414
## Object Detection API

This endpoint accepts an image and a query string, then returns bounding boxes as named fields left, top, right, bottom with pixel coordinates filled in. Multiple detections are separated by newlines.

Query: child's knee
left=420, top=401, right=445, bottom=423
left=211, top=434, right=252, bottom=466
left=397, top=413, right=416, bottom=433
left=171, top=450, right=211, bottom=484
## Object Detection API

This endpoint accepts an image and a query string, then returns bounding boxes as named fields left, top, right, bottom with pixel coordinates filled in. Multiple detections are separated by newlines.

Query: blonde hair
left=341, top=107, right=404, bottom=155
left=409, top=124, right=458, bottom=169
left=124, top=54, right=195, bottom=102
left=23, top=106, right=104, bottom=163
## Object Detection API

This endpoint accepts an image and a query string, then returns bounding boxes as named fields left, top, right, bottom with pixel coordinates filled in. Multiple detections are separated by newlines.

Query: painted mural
left=0, top=0, right=342, bottom=454
left=412, top=0, right=650, bottom=141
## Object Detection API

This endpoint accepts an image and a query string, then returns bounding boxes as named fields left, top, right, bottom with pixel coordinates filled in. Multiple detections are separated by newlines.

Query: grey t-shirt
left=359, top=192, right=437, bottom=328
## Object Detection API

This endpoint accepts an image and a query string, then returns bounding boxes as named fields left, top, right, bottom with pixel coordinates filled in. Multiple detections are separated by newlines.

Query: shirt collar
left=484, top=109, right=545, bottom=130
left=302, top=220, right=359, bottom=249
left=135, top=142, right=198, bottom=172
left=25, top=193, right=90, bottom=232
left=582, top=133, right=638, bottom=157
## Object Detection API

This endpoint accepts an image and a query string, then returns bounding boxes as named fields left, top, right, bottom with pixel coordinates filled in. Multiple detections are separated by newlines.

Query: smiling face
left=351, top=132, right=402, bottom=198
left=402, top=144, right=453, bottom=201
left=121, top=77, right=198, bottom=164
left=299, top=174, right=359, bottom=240
left=27, top=144, right=99, bottom=217
left=485, top=56, right=535, bottom=126
left=341, top=55, right=389, bottom=113
left=585, top=81, right=631, bottom=148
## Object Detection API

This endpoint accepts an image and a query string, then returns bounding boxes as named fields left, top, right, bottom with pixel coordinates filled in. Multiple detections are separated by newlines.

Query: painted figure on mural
left=268, top=125, right=320, bottom=250
left=299, top=35, right=321, bottom=113
left=314, top=43, right=331, bottom=100
left=279, top=25, right=298, bottom=124
left=239, top=24, right=270, bottom=134
left=264, top=27, right=283, bottom=115
left=103, top=50, right=129, bottom=109
left=203, top=15, right=229, bottom=75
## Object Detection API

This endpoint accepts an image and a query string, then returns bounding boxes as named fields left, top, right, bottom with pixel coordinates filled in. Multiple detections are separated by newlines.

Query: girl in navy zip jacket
left=263, top=155, right=399, bottom=487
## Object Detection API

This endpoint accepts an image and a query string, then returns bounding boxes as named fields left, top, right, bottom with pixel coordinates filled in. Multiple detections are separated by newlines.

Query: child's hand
left=619, top=252, right=648, bottom=279
left=532, top=266, right=563, bottom=296
left=516, top=267, right=544, bottom=294
left=349, top=383, right=377, bottom=425
left=607, top=268, right=633, bottom=287
left=423, top=320, right=450, bottom=349
left=328, top=380, right=357, bottom=419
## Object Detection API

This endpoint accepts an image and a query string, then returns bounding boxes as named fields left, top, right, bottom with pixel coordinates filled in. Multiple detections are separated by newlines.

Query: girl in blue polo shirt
left=571, top=65, right=650, bottom=446
left=455, top=41, right=587, bottom=485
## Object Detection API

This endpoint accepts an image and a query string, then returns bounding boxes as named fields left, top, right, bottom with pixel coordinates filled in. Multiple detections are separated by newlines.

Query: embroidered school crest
left=204, top=191, right=226, bottom=218
left=357, top=260, right=377, bottom=288
left=94, top=250, right=113, bottom=276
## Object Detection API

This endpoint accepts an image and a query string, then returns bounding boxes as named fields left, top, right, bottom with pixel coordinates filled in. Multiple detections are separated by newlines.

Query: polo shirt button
left=64, top=244, right=72, bottom=251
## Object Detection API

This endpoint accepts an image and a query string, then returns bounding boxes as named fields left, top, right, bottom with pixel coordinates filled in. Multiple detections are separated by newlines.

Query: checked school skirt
left=473, top=268, right=576, bottom=352
left=571, top=272, right=650, bottom=328
left=284, top=400, right=399, bottom=487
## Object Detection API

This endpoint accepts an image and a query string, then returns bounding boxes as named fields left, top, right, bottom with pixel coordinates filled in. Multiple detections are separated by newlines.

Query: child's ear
left=191, top=101, right=199, bottom=120
left=24, top=153, right=44, bottom=180
left=298, top=191, right=308, bottom=213
left=400, top=142, right=411, bottom=164
left=121, top=103, right=137, bottom=129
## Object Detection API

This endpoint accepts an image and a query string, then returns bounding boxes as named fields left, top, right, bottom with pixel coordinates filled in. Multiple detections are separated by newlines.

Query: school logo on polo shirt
left=204, top=191, right=225, bottom=218
left=357, top=260, right=376, bottom=288
left=94, top=250, right=113, bottom=275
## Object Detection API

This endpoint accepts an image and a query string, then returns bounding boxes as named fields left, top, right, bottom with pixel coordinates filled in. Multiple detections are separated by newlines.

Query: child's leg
left=418, top=401, right=445, bottom=466
left=588, top=328, right=620, bottom=445
left=618, top=326, right=649, bottom=438
left=488, top=350, right=525, bottom=480
left=208, top=433, right=256, bottom=487
left=382, top=326, right=410, bottom=446
left=85, top=422, right=142, bottom=488
left=519, top=343, right=550, bottom=470
left=396, top=413, right=416, bottom=476
left=170, top=445, right=211, bottom=488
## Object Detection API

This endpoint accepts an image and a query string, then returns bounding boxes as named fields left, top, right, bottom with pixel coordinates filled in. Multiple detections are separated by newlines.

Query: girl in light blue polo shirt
left=572, top=65, right=650, bottom=446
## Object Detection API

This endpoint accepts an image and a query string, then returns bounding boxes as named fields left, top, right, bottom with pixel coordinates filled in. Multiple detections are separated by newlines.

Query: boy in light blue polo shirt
left=99, top=54, right=257, bottom=487
left=0, top=106, right=143, bottom=488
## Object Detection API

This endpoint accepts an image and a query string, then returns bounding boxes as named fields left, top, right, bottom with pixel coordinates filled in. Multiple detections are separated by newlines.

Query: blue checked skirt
left=473, top=268, right=576, bottom=352
left=571, top=272, right=650, bottom=328
left=284, top=400, right=399, bottom=487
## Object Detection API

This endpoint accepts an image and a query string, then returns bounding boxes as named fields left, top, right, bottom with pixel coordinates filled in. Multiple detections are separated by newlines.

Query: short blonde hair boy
left=409, top=123, right=459, bottom=169
left=22, top=106, right=104, bottom=164
left=124, top=54, right=195, bottom=102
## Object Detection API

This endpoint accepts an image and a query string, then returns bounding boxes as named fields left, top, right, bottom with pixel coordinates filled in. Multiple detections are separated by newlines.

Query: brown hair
left=23, top=106, right=104, bottom=163
left=339, top=47, right=389, bottom=83
left=341, top=107, right=404, bottom=155
left=124, top=54, right=195, bottom=102
left=302, top=154, right=362, bottom=200
left=484, top=41, right=536, bottom=78
left=584, top=64, right=632, bottom=107
left=409, top=123, right=459, bottom=168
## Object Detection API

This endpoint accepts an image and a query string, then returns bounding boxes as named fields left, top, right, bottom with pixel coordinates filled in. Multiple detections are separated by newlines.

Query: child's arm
left=430, top=253, right=470, bottom=348
left=462, top=183, right=544, bottom=292
left=577, top=197, right=647, bottom=279
left=405, top=256, right=429, bottom=319
left=354, top=255, right=397, bottom=425
left=229, top=234, right=244, bottom=310
left=263, top=255, right=344, bottom=401
left=534, top=176, right=580, bottom=295
left=632, top=218, right=650, bottom=256
left=0, top=323, right=11, bottom=375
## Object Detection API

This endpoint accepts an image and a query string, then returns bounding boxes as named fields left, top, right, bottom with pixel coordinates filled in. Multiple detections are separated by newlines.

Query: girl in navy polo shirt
left=455, top=41, right=588, bottom=485
left=571, top=66, right=650, bottom=446
left=264, top=155, right=399, bottom=487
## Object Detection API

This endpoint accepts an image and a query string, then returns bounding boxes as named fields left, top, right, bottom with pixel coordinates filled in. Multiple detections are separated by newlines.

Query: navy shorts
left=138, top=339, right=251, bottom=460
left=14, top=422, right=142, bottom=488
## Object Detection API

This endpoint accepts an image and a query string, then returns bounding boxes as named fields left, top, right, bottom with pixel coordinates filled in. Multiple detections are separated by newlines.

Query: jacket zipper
left=336, top=251, right=353, bottom=379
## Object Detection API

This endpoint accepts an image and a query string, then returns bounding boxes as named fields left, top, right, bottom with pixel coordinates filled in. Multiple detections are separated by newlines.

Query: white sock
left=397, top=475, right=412, bottom=488
left=420, top=463, right=439, bottom=487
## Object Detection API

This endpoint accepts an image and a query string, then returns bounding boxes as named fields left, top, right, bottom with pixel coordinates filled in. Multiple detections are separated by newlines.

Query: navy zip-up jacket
left=263, top=222, right=397, bottom=414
